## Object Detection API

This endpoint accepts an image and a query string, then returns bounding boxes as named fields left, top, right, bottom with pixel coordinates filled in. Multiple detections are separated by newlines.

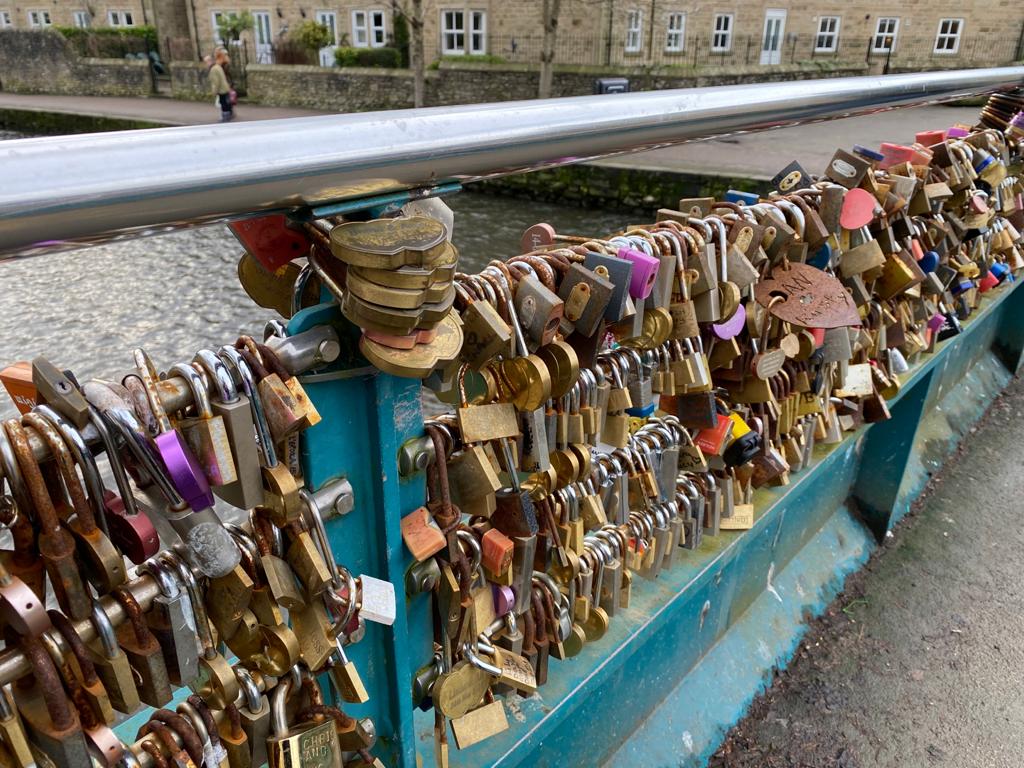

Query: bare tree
left=538, top=0, right=562, bottom=99
left=393, top=0, right=426, bottom=107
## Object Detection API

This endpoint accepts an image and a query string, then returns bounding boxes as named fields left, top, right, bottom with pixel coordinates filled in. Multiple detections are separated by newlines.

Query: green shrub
left=216, top=11, right=253, bottom=43
left=334, top=46, right=402, bottom=68
left=392, top=14, right=410, bottom=67
left=55, top=25, right=158, bottom=56
left=292, top=20, right=332, bottom=54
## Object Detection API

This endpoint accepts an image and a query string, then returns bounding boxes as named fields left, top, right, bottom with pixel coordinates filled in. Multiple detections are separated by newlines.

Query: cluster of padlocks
left=0, top=95, right=1020, bottom=768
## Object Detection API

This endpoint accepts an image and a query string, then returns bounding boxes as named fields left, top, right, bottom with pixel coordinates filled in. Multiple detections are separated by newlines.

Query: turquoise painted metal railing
left=2, top=68, right=1022, bottom=768
left=291, top=275, right=1024, bottom=768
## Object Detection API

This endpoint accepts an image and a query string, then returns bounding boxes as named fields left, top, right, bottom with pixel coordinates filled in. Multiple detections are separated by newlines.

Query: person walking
left=208, top=48, right=235, bottom=123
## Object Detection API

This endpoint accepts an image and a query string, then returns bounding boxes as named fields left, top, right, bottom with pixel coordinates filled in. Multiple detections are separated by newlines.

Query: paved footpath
left=0, top=92, right=978, bottom=181
left=711, top=373, right=1024, bottom=768
left=0, top=92, right=323, bottom=125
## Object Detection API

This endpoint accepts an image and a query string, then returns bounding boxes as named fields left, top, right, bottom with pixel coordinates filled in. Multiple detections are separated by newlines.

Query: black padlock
left=938, top=308, right=963, bottom=341
left=723, top=430, right=762, bottom=467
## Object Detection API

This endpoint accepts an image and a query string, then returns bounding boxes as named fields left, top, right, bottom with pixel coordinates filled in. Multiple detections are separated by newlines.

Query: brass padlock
left=266, top=676, right=342, bottom=768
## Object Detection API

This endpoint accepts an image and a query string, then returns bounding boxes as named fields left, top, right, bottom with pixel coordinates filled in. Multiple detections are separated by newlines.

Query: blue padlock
left=808, top=242, right=832, bottom=270
left=725, top=190, right=759, bottom=206
left=852, top=144, right=885, bottom=162
left=626, top=402, right=656, bottom=418
left=918, top=250, right=939, bottom=273
left=951, top=277, right=974, bottom=296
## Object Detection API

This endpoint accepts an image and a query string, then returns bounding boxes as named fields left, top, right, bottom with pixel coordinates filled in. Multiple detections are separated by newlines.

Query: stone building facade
left=0, top=0, right=148, bottom=30
left=3, top=0, right=1015, bottom=69
left=178, top=0, right=1024, bottom=68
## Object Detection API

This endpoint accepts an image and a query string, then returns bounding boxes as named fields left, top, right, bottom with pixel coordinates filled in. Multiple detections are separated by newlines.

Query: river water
left=0, top=131, right=632, bottom=419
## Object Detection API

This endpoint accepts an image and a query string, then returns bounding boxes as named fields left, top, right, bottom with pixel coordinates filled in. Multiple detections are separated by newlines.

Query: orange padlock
left=0, top=362, right=36, bottom=415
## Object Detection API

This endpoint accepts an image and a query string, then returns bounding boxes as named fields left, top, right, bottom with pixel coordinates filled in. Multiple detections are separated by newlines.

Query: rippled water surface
left=0, top=132, right=632, bottom=418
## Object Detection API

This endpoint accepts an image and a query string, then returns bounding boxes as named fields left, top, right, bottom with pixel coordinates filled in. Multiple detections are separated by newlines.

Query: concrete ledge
left=0, top=107, right=164, bottom=134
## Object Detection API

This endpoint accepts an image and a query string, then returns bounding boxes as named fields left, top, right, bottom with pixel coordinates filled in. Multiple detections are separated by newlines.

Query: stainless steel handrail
left=1, top=66, right=1021, bottom=257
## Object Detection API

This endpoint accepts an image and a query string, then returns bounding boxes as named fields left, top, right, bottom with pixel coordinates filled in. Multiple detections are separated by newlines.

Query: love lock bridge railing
left=0, top=67, right=1023, bottom=768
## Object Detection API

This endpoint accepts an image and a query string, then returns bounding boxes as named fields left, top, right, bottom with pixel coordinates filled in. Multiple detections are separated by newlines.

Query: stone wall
left=170, top=61, right=210, bottom=101
left=474, top=163, right=769, bottom=214
left=0, top=30, right=152, bottom=96
left=241, top=60, right=868, bottom=113
left=246, top=64, right=417, bottom=112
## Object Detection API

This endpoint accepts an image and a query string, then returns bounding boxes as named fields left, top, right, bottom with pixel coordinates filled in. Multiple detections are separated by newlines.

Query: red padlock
left=694, top=414, right=733, bottom=457
left=229, top=214, right=312, bottom=273
left=979, top=271, right=1000, bottom=293
left=102, top=490, right=160, bottom=565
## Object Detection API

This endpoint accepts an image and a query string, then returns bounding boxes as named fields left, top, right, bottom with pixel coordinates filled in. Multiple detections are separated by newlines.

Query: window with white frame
left=872, top=17, right=898, bottom=52
left=72, top=10, right=91, bottom=27
left=212, top=11, right=228, bottom=44
left=934, top=18, right=962, bottom=54
left=353, top=10, right=387, bottom=47
left=665, top=12, right=686, bottom=52
left=108, top=10, right=135, bottom=26
left=815, top=15, right=839, bottom=52
left=624, top=9, right=642, bottom=52
left=352, top=10, right=369, bottom=46
left=1, top=10, right=15, bottom=27
left=27, top=9, right=52, bottom=27
left=369, top=10, right=386, bottom=47
left=441, top=10, right=465, bottom=54
left=711, top=13, right=733, bottom=52
left=469, top=10, right=485, bottom=54
left=441, top=10, right=485, bottom=55
left=212, top=11, right=243, bottom=45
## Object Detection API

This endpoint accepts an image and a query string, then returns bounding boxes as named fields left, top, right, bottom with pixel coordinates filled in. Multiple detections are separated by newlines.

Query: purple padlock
left=712, top=303, right=747, bottom=340
left=492, top=583, right=516, bottom=616
left=617, top=246, right=660, bottom=300
left=927, top=313, right=946, bottom=333
left=157, top=431, right=215, bottom=511
left=131, top=349, right=215, bottom=511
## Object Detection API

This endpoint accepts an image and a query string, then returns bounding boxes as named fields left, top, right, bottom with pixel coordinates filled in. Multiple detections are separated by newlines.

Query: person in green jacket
left=209, top=48, right=234, bottom=122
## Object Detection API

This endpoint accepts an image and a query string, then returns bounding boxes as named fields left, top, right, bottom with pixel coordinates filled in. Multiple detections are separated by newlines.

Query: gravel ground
left=709, top=374, right=1024, bottom=768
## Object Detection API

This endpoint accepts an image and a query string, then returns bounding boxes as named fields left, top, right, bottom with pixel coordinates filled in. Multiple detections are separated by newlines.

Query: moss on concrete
left=471, top=163, right=768, bottom=213
left=0, top=108, right=165, bottom=135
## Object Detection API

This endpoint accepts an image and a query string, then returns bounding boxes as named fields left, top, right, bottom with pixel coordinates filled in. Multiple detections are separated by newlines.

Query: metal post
left=287, top=303, right=426, bottom=768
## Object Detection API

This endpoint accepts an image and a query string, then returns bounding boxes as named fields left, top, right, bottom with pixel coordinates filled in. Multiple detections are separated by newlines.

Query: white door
left=760, top=9, right=786, bottom=65
left=315, top=11, right=338, bottom=66
left=253, top=11, right=273, bottom=63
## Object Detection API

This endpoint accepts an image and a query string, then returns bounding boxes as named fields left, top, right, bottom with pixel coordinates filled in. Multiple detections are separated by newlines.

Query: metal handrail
left=1, top=66, right=1022, bottom=257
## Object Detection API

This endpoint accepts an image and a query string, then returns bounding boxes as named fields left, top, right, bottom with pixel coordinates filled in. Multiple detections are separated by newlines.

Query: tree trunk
left=411, top=0, right=425, bottom=107
left=538, top=0, right=561, bottom=99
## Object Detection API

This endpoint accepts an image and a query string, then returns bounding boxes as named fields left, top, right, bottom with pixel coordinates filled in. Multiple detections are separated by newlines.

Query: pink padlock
left=915, top=130, right=946, bottom=147
left=363, top=327, right=438, bottom=350
left=878, top=142, right=933, bottom=170
left=492, top=584, right=516, bottom=616
left=712, top=303, right=746, bottom=340
left=617, top=247, right=660, bottom=300
left=839, top=188, right=877, bottom=230
left=521, top=223, right=557, bottom=253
